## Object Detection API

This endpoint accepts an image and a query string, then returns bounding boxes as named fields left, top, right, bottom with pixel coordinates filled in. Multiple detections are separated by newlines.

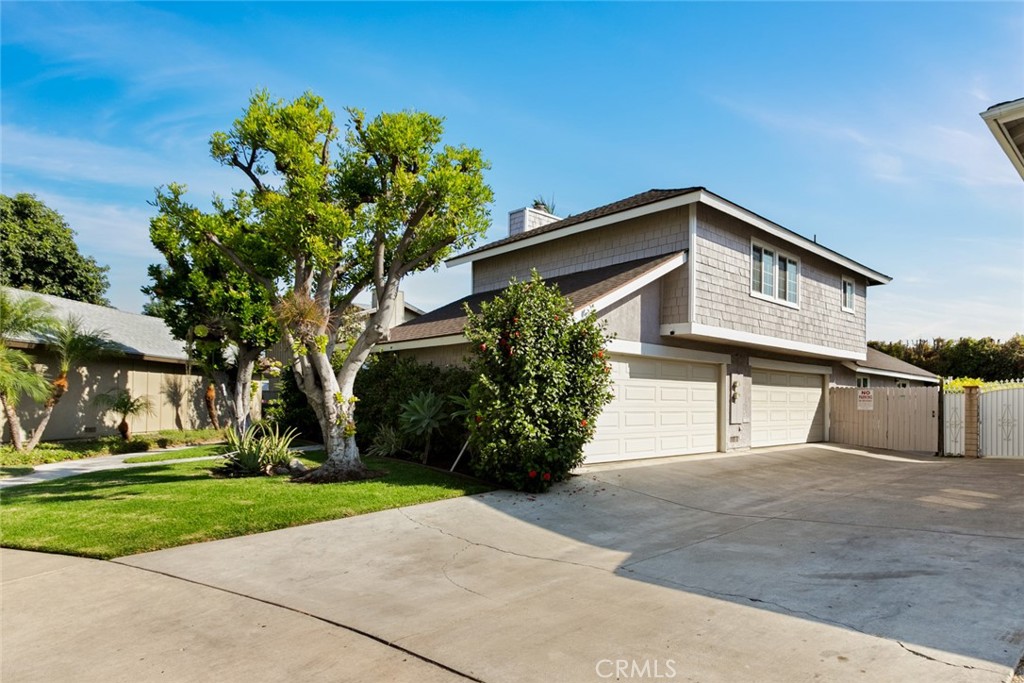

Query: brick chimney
left=508, top=206, right=560, bottom=237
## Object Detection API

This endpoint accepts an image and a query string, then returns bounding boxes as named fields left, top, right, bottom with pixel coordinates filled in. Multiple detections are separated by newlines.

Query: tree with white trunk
left=174, top=91, right=491, bottom=481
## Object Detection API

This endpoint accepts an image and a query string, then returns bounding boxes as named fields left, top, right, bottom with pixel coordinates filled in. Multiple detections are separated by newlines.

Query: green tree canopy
left=869, top=335, right=1024, bottom=381
left=0, top=194, right=110, bottom=305
left=159, top=90, right=493, bottom=480
left=143, top=185, right=281, bottom=434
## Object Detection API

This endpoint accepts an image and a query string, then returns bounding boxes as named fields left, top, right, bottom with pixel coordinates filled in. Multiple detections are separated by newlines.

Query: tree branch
left=204, top=232, right=277, bottom=298
left=230, top=150, right=265, bottom=193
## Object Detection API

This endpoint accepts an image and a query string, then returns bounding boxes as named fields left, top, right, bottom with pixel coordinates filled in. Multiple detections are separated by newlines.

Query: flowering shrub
left=464, top=271, right=614, bottom=492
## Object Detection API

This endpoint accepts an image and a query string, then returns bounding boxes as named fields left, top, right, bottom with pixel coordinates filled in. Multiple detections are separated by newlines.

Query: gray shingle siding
left=471, top=208, right=689, bottom=293
left=692, top=206, right=866, bottom=355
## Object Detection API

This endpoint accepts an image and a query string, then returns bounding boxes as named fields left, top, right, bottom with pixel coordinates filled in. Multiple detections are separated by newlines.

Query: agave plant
left=94, top=389, right=155, bottom=440
left=221, top=421, right=299, bottom=476
left=399, top=390, right=447, bottom=464
left=366, top=424, right=405, bottom=458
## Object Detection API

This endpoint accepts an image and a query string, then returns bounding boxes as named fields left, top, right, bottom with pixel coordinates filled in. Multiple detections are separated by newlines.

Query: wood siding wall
left=0, top=353, right=220, bottom=443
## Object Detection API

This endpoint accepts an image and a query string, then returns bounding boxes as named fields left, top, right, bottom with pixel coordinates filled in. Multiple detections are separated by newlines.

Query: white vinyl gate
left=980, top=386, right=1024, bottom=457
left=944, top=392, right=965, bottom=456
left=943, top=384, right=1023, bottom=457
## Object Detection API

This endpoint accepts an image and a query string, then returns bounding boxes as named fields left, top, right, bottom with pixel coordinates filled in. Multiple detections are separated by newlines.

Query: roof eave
left=447, top=189, right=891, bottom=285
left=980, top=99, right=1024, bottom=181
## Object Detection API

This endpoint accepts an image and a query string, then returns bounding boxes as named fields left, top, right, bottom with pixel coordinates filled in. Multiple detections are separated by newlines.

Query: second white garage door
left=751, top=369, right=825, bottom=447
left=584, top=355, right=719, bottom=464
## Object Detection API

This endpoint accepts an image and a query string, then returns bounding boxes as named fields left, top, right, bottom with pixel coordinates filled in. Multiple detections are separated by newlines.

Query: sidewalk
left=0, top=444, right=322, bottom=490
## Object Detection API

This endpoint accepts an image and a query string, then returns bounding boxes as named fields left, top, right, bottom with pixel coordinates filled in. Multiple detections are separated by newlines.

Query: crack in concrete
left=896, top=641, right=995, bottom=672
left=113, top=560, right=485, bottom=682
left=398, top=508, right=609, bottom=574
left=440, top=543, right=493, bottom=601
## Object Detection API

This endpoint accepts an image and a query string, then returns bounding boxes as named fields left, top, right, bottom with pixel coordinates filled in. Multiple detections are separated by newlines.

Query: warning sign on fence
left=857, top=389, right=874, bottom=411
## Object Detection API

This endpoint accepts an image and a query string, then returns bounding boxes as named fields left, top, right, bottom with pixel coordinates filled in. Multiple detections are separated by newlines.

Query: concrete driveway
left=4, top=444, right=1024, bottom=682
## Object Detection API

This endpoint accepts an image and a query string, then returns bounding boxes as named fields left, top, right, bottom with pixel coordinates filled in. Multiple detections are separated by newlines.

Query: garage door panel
left=624, top=411, right=656, bottom=428
left=752, top=369, right=825, bottom=448
left=584, top=355, right=719, bottom=464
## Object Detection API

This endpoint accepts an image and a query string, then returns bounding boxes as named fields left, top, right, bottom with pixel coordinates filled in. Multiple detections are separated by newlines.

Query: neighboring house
left=981, top=97, right=1024, bottom=181
left=847, top=347, right=939, bottom=389
left=379, top=187, right=934, bottom=464
left=1, top=288, right=214, bottom=442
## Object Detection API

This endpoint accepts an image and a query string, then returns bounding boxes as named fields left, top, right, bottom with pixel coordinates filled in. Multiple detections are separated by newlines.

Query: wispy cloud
left=2, top=124, right=237, bottom=199
left=716, top=89, right=1020, bottom=190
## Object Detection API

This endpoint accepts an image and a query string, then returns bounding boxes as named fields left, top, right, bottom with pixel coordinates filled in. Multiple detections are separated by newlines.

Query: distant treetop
left=0, top=193, right=111, bottom=306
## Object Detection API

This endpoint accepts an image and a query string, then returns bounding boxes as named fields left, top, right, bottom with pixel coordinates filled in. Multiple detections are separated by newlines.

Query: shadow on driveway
left=115, top=445, right=1024, bottom=682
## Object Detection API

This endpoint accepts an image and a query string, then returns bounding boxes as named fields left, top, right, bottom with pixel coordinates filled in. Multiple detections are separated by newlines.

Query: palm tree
left=22, top=315, right=117, bottom=451
left=94, top=389, right=155, bottom=441
left=0, top=289, right=56, bottom=340
left=0, top=347, right=50, bottom=450
left=0, top=289, right=56, bottom=450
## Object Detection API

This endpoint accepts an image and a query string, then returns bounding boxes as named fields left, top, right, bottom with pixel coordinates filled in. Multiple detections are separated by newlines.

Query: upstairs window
left=842, top=277, right=856, bottom=313
left=752, top=243, right=799, bottom=306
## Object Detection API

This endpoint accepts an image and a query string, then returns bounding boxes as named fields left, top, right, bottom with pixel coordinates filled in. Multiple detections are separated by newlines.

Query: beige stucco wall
left=691, top=205, right=867, bottom=355
left=472, top=208, right=689, bottom=293
left=1, top=352, right=216, bottom=443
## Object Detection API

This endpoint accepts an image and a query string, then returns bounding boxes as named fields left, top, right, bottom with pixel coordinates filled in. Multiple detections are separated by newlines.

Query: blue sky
left=2, top=1, right=1022, bottom=341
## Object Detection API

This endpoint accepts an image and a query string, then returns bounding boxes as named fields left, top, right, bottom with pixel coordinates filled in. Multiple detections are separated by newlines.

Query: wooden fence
left=830, top=386, right=939, bottom=453
left=832, top=381, right=1024, bottom=457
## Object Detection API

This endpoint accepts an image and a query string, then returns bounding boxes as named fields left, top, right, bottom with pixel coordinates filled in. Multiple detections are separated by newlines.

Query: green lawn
left=0, top=452, right=491, bottom=559
left=122, top=444, right=227, bottom=464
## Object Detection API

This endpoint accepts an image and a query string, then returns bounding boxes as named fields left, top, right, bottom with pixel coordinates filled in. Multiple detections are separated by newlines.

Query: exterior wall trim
left=750, top=357, right=833, bottom=375
left=577, top=251, right=687, bottom=319
left=840, top=362, right=940, bottom=384
left=661, top=322, right=866, bottom=361
left=607, top=339, right=730, bottom=365
left=687, top=203, right=697, bottom=324
left=376, top=334, right=466, bottom=352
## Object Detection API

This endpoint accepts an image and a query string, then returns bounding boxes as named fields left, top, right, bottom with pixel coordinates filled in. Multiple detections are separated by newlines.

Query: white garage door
left=584, top=355, right=719, bottom=464
left=751, top=369, right=825, bottom=447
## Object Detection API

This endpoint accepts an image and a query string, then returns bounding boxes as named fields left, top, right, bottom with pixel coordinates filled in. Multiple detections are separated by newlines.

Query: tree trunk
left=291, top=279, right=401, bottom=483
left=23, top=373, right=70, bottom=452
left=1, top=397, right=26, bottom=452
left=204, top=383, right=220, bottom=429
left=231, top=346, right=260, bottom=436
left=119, top=417, right=131, bottom=440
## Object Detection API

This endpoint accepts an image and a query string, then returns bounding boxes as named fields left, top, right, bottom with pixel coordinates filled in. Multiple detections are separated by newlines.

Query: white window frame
left=841, top=277, right=856, bottom=313
left=856, top=375, right=870, bottom=388
left=751, top=239, right=800, bottom=309
left=895, top=379, right=910, bottom=389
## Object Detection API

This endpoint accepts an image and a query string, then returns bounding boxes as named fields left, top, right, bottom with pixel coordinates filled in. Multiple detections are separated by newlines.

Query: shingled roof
left=4, top=288, right=188, bottom=363
left=451, top=188, right=702, bottom=262
left=853, top=347, right=939, bottom=381
left=388, top=252, right=684, bottom=344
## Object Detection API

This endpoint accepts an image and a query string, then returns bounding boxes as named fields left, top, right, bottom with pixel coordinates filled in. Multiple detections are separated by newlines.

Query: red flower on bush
left=528, top=470, right=537, bottom=478
left=581, top=419, right=588, bottom=427
left=543, top=472, right=551, bottom=481
left=480, top=343, right=487, bottom=352
left=475, top=415, right=483, bottom=424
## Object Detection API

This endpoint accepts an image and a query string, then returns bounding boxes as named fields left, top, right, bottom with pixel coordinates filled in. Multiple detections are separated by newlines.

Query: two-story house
left=378, top=187, right=934, bottom=464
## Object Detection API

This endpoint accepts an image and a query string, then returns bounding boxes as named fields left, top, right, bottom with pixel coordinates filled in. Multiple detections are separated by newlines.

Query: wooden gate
left=830, top=387, right=939, bottom=453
